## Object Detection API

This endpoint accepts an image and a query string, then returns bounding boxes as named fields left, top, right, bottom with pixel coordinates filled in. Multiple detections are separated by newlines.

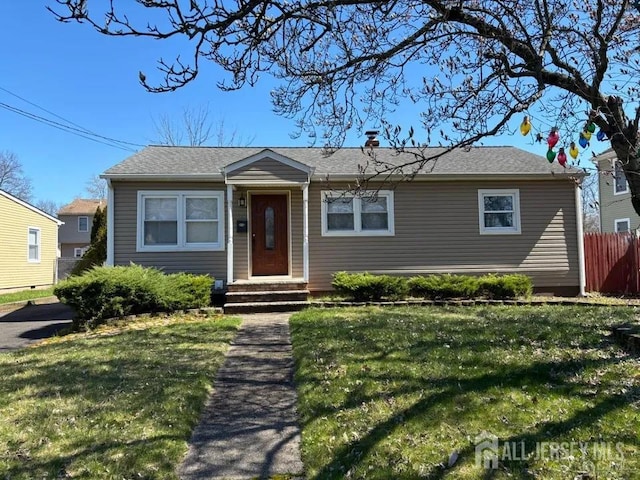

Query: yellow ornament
left=520, top=116, right=531, bottom=136
left=583, top=130, right=592, bottom=141
left=569, top=142, right=579, bottom=159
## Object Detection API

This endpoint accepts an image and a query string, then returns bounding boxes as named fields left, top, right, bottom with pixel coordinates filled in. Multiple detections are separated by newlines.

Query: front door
left=251, top=194, right=289, bottom=276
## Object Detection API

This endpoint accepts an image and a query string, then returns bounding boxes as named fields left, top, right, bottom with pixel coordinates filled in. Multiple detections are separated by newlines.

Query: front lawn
left=0, top=287, right=55, bottom=305
left=0, top=313, right=240, bottom=479
left=290, top=306, right=640, bottom=479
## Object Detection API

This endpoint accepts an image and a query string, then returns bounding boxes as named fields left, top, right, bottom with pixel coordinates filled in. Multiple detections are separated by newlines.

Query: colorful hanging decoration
left=557, top=147, right=567, bottom=167
left=569, top=142, right=579, bottom=159
left=520, top=116, right=531, bottom=136
left=583, top=130, right=592, bottom=141
left=579, top=132, right=589, bottom=148
left=586, top=122, right=596, bottom=133
left=546, top=148, right=556, bottom=163
left=547, top=128, right=560, bottom=148
left=596, top=129, right=607, bottom=141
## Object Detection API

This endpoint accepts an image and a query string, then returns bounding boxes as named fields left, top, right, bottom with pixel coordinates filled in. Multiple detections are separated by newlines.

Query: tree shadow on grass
left=291, top=307, right=639, bottom=479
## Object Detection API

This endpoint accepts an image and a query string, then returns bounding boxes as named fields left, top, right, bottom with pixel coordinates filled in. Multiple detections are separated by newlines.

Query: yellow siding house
left=0, top=189, right=63, bottom=292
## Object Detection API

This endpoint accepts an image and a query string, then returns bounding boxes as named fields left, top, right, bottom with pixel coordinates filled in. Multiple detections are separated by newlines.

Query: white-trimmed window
left=28, top=227, right=40, bottom=262
left=478, top=189, right=521, bottom=234
left=137, top=191, right=225, bottom=252
left=615, top=218, right=631, bottom=233
left=321, top=190, right=395, bottom=236
left=614, top=161, right=629, bottom=195
left=74, top=246, right=89, bottom=258
left=78, top=216, right=89, bottom=232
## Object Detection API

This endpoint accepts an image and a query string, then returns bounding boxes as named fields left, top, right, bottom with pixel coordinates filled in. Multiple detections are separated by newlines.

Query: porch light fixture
left=238, top=194, right=246, bottom=208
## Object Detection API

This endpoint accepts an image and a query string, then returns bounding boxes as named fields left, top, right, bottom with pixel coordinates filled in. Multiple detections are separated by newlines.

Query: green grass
left=0, top=287, right=55, bottom=305
left=0, top=313, right=241, bottom=479
left=290, top=306, right=640, bottom=479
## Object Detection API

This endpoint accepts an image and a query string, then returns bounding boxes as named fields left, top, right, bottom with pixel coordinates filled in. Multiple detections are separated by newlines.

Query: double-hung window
left=614, top=161, right=629, bottom=195
left=615, top=218, right=631, bottom=233
left=78, top=216, right=89, bottom=232
left=321, top=190, right=394, bottom=236
left=478, top=189, right=521, bottom=234
left=137, top=191, right=224, bottom=251
left=28, top=227, right=40, bottom=262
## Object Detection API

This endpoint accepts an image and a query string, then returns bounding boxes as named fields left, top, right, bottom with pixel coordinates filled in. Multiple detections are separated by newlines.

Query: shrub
left=332, top=271, right=408, bottom=301
left=162, top=273, right=213, bottom=310
left=54, top=265, right=213, bottom=330
left=71, top=206, right=107, bottom=276
left=478, top=274, right=533, bottom=299
left=408, top=274, right=480, bottom=299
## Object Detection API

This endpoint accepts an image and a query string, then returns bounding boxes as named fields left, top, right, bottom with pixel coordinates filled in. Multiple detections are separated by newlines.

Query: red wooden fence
left=584, top=233, right=640, bottom=294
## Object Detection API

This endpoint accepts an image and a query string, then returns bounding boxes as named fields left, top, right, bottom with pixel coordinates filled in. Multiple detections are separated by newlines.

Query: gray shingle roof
left=102, top=145, right=580, bottom=178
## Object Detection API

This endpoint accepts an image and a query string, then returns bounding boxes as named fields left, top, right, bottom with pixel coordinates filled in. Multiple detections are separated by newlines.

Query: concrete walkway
left=179, top=312, right=304, bottom=480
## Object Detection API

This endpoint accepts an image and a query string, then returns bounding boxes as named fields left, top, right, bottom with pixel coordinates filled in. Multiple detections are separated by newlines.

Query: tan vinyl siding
left=0, top=195, right=59, bottom=291
left=232, top=187, right=303, bottom=279
left=308, top=180, right=579, bottom=291
left=112, top=182, right=227, bottom=279
left=597, top=159, right=640, bottom=232
left=227, top=158, right=309, bottom=183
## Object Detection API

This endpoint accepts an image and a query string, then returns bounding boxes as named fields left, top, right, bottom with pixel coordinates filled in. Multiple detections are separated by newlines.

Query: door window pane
left=265, top=207, right=275, bottom=249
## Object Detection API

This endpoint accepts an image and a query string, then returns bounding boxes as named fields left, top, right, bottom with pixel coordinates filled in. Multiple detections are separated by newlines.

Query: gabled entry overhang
left=221, top=148, right=315, bottom=185
left=222, top=149, right=314, bottom=284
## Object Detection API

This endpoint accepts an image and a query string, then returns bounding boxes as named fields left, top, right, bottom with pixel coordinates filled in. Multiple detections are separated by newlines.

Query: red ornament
left=557, top=148, right=567, bottom=167
left=547, top=129, right=560, bottom=148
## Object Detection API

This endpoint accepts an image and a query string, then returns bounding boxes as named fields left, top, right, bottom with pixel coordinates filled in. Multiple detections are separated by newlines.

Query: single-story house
left=101, top=144, right=586, bottom=297
left=0, top=189, right=63, bottom=293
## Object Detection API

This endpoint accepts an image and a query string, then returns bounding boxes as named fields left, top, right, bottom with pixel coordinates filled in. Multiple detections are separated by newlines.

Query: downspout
left=106, top=178, right=114, bottom=266
left=226, top=179, right=234, bottom=285
left=575, top=182, right=586, bottom=296
left=302, top=182, right=309, bottom=283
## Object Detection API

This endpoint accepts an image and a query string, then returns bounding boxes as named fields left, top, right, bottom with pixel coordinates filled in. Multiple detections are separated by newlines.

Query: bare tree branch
left=0, top=150, right=33, bottom=201
left=49, top=1, right=640, bottom=213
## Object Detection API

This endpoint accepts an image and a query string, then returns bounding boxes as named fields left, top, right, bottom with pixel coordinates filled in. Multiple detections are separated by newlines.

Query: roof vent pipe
left=364, top=130, right=380, bottom=148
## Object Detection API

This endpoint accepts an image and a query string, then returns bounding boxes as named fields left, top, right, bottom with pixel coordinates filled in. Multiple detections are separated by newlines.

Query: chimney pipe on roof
left=364, top=130, right=379, bottom=148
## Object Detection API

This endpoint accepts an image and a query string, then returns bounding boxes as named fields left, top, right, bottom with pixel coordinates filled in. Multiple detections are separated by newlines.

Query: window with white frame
left=78, top=216, right=89, bottom=232
left=321, top=190, right=394, bottom=236
left=478, top=189, right=521, bottom=234
left=615, top=218, right=631, bottom=233
left=74, top=246, right=89, bottom=258
left=614, top=161, right=629, bottom=195
left=137, top=191, right=225, bottom=251
left=28, top=227, right=40, bottom=262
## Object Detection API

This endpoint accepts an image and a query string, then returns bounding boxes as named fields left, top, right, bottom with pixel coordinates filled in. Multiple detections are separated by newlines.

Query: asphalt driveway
left=0, top=301, right=74, bottom=352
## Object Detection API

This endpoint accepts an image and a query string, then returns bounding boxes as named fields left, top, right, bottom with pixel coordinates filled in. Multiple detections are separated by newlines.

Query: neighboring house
left=593, top=148, right=640, bottom=233
left=0, top=189, right=63, bottom=292
left=101, top=144, right=586, bottom=296
left=57, top=198, right=105, bottom=258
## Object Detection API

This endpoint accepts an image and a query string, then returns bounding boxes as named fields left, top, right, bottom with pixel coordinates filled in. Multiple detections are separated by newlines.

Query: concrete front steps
left=223, top=280, right=310, bottom=314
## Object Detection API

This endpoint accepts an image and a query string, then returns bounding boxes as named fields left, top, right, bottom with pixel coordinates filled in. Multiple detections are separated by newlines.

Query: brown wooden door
left=251, top=194, right=289, bottom=276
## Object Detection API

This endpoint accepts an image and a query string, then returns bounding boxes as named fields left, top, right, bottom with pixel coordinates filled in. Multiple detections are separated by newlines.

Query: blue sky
left=0, top=2, right=602, bottom=209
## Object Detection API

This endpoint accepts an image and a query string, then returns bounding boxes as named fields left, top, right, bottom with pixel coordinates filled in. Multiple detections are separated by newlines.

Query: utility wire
left=0, top=102, right=139, bottom=152
left=0, top=86, right=145, bottom=150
